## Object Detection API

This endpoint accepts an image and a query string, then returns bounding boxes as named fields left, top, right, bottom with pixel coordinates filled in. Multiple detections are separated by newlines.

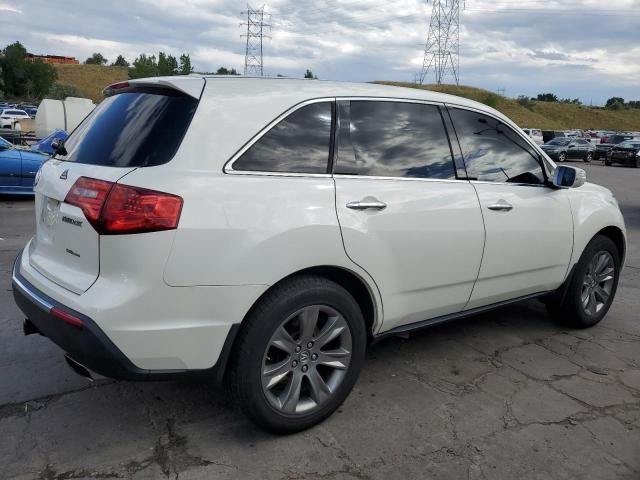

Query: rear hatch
left=30, top=162, right=135, bottom=293
left=28, top=79, right=203, bottom=294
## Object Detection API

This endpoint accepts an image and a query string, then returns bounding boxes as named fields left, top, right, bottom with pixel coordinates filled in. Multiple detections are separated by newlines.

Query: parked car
left=595, top=134, right=638, bottom=160
left=540, top=137, right=595, bottom=162
left=28, top=129, right=68, bottom=155
left=12, top=77, right=626, bottom=434
left=0, top=136, right=49, bottom=194
left=542, top=130, right=566, bottom=143
left=522, top=128, right=544, bottom=145
left=606, top=140, right=640, bottom=168
left=0, top=108, right=31, bottom=129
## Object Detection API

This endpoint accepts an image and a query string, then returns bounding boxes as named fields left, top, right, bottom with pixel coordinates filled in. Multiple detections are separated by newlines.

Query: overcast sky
left=1, top=0, right=638, bottom=104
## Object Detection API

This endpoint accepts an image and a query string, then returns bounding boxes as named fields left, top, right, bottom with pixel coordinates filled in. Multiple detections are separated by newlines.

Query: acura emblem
left=60, top=169, right=69, bottom=180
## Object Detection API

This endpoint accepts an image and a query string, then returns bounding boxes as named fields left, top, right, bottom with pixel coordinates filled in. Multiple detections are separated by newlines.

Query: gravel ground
left=1, top=161, right=639, bottom=480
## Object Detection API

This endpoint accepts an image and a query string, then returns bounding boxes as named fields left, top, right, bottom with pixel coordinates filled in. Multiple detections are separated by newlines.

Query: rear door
left=27, top=83, right=202, bottom=294
left=333, top=100, right=485, bottom=332
left=447, top=106, right=573, bottom=308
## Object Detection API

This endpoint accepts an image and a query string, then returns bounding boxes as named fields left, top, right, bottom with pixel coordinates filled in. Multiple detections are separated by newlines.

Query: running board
left=374, top=291, right=551, bottom=342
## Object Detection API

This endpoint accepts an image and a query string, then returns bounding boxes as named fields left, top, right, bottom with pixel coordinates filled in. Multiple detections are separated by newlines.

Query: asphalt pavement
left=1, top=161, right=639, bottom=479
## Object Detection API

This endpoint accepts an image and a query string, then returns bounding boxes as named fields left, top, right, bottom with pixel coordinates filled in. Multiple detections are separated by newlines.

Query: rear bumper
left=12, top=253, right=240, bottom=382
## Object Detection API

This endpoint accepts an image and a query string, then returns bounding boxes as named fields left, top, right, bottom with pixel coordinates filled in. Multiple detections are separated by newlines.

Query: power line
left=419, top=0, right=463, bottom=85
left=241, top=5, right=271, bottom=76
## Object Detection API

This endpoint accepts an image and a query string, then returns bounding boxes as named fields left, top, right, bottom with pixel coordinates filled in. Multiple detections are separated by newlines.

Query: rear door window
left=57, top=88, right=199, bottom=167
left=335, top=101, right=455, bottom=179
left=233, top=102, right=333, bottom=174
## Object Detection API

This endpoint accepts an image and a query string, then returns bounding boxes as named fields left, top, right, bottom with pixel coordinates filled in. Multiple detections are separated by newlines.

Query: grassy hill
left=53, top=64, right=128, bottom=102
left=378, top=82, right=640, bottom=131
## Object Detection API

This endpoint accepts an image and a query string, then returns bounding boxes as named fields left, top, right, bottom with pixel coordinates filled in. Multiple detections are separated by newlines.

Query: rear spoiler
left=103, top=76, right=205, bottom=99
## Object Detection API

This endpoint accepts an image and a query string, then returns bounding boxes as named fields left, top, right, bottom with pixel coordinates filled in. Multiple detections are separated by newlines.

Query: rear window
left=57, top=88, right=198, bottom=167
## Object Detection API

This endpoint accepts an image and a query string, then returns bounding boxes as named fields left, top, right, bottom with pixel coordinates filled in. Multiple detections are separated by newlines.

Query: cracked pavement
left=1, top=162, right=639, bottom=479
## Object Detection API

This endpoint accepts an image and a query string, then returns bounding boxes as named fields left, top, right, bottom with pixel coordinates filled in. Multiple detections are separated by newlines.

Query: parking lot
left=1, top=162, right=639, bottom=479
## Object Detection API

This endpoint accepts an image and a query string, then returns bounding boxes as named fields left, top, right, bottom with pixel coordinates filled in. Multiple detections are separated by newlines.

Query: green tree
left=1, top=41, right=29, bottom=97
left=605, top=97, right=625, bottom=109
left=24, top=59, right=57, bottom=98
left=158, top=52, right=178, bottom=76
left=129, top=54, right=158, bottom=79
left=85, top=52, right=108, bottom=65
left=179, top=54, right=193, bottom=75
left=214, top=67, right=239, bottom=75
left=112, top=55, right=129, bottom=67
left=304, top=69, right=317, bottom=79
left=536, top=93, right=559, bottom=102
left=46, top=83, right=79, bottom=100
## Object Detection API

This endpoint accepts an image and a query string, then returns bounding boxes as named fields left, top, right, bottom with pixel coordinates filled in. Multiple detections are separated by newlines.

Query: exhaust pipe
left=64, top=354, right=94, bottom=381
left=23, top=318, right=40, bottom=336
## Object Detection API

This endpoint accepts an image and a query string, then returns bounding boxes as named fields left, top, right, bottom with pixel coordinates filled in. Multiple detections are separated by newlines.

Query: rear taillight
left=64, top=176, right=183, bottom=235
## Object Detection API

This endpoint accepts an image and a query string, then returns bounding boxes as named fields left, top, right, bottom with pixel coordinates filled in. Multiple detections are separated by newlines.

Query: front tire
left=229, top=275, right=367, bottom=434
left=585, top=152, right=593, bottom=163
left=547, top=235, right=620, bottom=329
left=557, top=152, right=566, bottom=162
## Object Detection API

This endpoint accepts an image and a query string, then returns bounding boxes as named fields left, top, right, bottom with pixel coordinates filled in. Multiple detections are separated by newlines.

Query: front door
left=447, top=107, right=573, bottom=308
left=333, top=100, right=485, bottom=332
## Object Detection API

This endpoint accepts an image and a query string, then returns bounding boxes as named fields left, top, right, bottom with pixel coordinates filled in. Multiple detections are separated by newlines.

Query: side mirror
left=552, top=165, right=586, bottom=189
left=51, top=138, right=67, bottom=156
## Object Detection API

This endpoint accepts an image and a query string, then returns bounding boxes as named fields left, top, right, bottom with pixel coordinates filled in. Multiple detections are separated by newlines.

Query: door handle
left=346, top=200, right=387, bottom=211
left=487, top=201, right=513, bottom=212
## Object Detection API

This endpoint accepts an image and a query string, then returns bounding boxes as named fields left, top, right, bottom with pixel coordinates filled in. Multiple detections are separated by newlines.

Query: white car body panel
left=13, top=77, right=627, bottom=373
left=334, top=177, right=484, bottom=332
left=466, top=183, right=573, bottom=308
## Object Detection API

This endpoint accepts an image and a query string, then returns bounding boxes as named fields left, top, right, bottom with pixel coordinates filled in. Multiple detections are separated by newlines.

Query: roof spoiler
left=103, top=76, right=205, bottom=99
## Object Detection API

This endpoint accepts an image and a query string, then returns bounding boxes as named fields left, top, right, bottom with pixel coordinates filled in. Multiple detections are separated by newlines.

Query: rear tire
left=585, top=152, right=592, bottom=163
left=604, top=159, right=612, bottom=166
left=229, top=275, right=367, bottom=434
left=547, top=235, right=620, bottom=329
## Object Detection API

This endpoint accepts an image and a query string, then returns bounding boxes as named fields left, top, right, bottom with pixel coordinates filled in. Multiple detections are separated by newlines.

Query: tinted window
left=58, top=88, right=198, bottom=167
left=450, top=108, right=545, bottom=185
left=335, top=101, right=454, bottom=179
left=234, top=102, right=332, bottom=174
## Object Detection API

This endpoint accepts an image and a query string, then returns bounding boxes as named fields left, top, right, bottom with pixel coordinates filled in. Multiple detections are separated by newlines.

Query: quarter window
left=335, top=101, right=455, bottom=179
left=449, top=108, right=545, bottom=185
left=233, top=102, right=332, bottom=174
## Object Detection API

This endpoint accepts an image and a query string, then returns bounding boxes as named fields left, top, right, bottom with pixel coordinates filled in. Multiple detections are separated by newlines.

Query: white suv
left=522, top=128, right=544, bottom=145
left=12, top=77, right=626, bottom=433
left=0, top=108, right=31, bottom=129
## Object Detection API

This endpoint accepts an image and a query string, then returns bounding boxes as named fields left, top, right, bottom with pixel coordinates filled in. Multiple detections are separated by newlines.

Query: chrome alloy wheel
left=581, top=250, right=615, bottom=317
left=261, top=305, right=352, bottom=415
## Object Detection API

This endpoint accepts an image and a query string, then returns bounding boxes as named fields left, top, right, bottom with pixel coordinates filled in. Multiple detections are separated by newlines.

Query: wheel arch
left=217, top=265, right=381, bottom=383
left=596, top=225, right=626, bottom=265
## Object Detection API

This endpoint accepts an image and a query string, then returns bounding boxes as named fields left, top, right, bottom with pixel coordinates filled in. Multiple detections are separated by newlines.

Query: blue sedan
left=0, top=136, right=50, bottom=195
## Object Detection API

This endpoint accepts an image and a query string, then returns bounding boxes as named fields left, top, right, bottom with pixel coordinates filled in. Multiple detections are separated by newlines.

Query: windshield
left=547, top=138, right=570, bottom=146
left=57, top=87, right=199, bottom=167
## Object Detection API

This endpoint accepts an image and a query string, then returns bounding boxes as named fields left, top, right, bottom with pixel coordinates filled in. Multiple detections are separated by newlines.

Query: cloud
left=0, top=2, right=22, bottom=14
left=0, top=0, right=639, bottom=104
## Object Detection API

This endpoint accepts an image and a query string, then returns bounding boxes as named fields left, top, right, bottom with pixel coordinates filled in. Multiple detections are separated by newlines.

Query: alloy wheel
left=581, top=250, right=615, bottom=317
left=558, top=153, right=566, bottom=162
left=261, top=305, right=352, bottom=415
